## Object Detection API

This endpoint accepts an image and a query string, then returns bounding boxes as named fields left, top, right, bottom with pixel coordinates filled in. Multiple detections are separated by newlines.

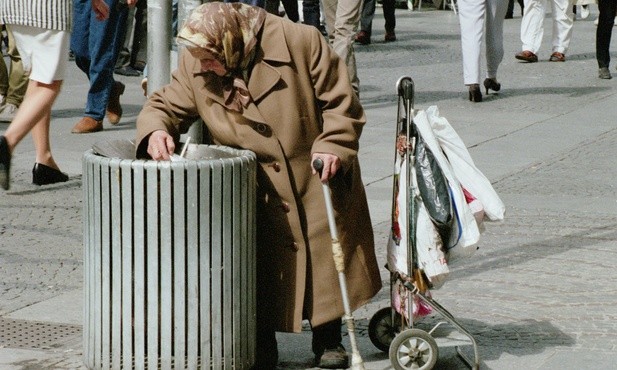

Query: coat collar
left=191, top=15, right=290, bottom=122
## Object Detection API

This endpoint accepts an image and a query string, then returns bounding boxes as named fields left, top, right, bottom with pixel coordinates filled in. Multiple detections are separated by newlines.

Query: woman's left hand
left=311, top=153, right=341, bottom=183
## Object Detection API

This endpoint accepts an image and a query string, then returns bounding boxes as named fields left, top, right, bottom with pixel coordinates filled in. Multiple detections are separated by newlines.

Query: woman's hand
left=311, top=153, right=341, bottom=183
left=147, top=130, right=176, bottom=161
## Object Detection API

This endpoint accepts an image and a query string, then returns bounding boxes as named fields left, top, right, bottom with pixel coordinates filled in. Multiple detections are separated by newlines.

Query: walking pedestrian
left=0, top=0, right=110, bottom=190
left=135, top=3, right=381, bottom=369
left=354, top=0, right=396, bottom=45
left=0, top=25, right=28, bottom=123
left=70, top=0, right=135, bottom=134
left=505, top=0, right=524, bottom=18
left=114, top=0, right=147, bottom=77
left=596, top=0, right=617, bottom=78
left=515, top=0, right=575, bottom=62
left=322, top=0, right=363, bottom=95
left=458, top=0, right=509, bottom=102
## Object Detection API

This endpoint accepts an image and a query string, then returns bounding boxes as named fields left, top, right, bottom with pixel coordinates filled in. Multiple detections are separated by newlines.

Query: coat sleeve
left=135, top=50, right=202, bottom=158
left=306, top=27, right=366, bottom=171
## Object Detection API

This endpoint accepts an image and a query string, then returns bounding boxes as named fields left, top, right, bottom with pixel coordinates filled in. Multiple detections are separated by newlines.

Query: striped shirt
left=0, top=0, right=72, bottom=31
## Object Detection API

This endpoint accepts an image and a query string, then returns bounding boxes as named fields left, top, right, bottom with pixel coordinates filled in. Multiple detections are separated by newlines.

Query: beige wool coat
left=136, top=14, right=381, bottom=333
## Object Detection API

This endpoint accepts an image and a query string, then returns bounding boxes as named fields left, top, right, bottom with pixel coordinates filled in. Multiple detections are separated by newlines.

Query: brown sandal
left=549, top=52, right=566, bottom=62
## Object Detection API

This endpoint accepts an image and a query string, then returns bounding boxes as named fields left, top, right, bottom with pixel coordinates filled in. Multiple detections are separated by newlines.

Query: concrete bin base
left=82, top=144, right=256, bottom=369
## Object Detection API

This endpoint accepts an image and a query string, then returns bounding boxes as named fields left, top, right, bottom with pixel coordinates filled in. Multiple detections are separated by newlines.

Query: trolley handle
left=396, top=77, right=415, bottom=106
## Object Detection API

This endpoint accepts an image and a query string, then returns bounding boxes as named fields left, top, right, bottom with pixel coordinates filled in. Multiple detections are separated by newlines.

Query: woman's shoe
left=32, top=163, right=69, bottom=186
left=468, top=84, right=482, bottom=102
left=0, top=135, right=11, bottom=190
left=483, top=78, right=501, bottom=94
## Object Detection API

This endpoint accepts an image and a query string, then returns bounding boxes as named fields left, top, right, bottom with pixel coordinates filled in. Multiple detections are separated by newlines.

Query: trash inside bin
left=82, top=142, right=256, bottom=370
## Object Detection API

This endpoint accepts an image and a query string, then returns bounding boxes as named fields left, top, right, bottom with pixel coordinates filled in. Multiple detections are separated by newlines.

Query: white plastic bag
left=425, top=106, right=505, bottom=221
left=413, top=110, right=481, bottom=256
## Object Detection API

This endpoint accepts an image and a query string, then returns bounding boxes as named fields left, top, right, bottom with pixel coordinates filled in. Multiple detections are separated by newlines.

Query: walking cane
left=312, top=158, right=365, bottom=370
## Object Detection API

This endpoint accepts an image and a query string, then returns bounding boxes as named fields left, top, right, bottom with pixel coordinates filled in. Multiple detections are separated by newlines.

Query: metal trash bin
left=82, top=144, right=256, bottom=370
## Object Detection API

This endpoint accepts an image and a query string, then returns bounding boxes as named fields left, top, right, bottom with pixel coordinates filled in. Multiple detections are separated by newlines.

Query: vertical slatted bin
left=82, top=145, right=257, bottom=369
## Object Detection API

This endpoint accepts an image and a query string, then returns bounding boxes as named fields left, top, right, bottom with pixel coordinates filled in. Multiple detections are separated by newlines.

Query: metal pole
left=147, top=0, right=172, bottom=95
left=178, top=0, right=207, bottom=143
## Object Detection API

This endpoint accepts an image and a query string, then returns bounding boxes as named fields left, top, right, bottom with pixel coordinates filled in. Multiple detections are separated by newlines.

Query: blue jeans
left=224, top=0, right=267, bottom=8
left=71, top=0, right=128, bottom=121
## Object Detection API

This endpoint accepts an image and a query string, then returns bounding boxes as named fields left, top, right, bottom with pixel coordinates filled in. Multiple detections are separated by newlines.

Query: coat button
left=289, top=242, right=299, bottom=251
left=269, top=162, right=281, bottom=172
left=256, top=123, right=267, bottom=133
left=281, top=202, right=290, bottom=213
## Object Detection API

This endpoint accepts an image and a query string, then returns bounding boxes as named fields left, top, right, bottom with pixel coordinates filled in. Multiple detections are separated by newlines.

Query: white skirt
left=8, top=25, right=70, bottom=84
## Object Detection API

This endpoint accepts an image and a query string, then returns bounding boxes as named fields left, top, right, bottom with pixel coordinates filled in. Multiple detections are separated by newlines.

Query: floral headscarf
left=177, top=2, right=267, bottom=112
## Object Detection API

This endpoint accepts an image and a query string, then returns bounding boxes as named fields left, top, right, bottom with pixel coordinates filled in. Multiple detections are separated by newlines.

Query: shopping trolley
left=366, top=76, right=479, bottom=370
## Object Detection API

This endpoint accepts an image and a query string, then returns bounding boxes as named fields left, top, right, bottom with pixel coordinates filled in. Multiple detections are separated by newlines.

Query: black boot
left=0, top=135, right=11, bottom=190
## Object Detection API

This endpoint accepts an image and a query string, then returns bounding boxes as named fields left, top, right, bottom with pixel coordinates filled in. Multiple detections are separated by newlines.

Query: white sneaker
left=581, top=5, right=590, bottom=19
left=0, top=103, right=18, bottom=123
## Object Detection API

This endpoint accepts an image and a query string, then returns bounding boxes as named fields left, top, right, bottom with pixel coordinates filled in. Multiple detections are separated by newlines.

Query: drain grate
left=0, top=317, right=82, bottom=349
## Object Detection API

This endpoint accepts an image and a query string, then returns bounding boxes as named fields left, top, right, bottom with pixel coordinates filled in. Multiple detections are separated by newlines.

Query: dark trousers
left=360, top=0, right=396, bottom=34
left=311, top=318, right=343, bottom=354
left=303, top=0, right=321, bottom=29
left=597, top=0, right=617, bottom=68
left=506, top=0, right=524, bottom=17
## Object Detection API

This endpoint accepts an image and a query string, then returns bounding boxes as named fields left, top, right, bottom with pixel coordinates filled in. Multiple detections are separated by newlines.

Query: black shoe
left=314, top=344, right=349, bottom=369
left=483, top=78, right=501, bottom=94
left=114, top=66, right=141, bottom=77
left=0, top=135, right=11, bottom=190
left=468, top=84, right=482, bottom=102
left=32, top=163, right=69, bottom=186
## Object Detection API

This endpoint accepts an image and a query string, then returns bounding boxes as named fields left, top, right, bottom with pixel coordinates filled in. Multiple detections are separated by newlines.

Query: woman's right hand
left=147, top=130, right=176, bottom=161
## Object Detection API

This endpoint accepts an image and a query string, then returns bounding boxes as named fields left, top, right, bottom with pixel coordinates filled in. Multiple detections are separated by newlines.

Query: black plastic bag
left=414, top=133, right=453, bottom=241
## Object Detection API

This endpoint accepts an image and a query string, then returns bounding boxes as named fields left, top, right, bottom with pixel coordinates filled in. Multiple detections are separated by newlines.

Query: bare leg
left=2, top=79, right=63, bottom=169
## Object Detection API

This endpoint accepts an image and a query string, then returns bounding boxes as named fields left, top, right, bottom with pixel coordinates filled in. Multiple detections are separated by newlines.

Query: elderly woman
left=135, top=3, right=381, bottom=369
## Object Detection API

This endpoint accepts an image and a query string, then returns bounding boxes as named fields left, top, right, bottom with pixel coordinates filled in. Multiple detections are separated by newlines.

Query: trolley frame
left=371, top=76, right=480, bottom=370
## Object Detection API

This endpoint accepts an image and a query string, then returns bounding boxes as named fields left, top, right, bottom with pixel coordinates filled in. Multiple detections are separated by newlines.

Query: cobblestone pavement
left=1, top=4, right=617, bottom=370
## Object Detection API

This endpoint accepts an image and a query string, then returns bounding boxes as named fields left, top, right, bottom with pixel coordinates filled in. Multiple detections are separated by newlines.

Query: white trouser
left=322, top=0, right=362, bottom=94
left=520, top=0, right=574, bottom=54
left=458, top=0, right=509, bottom=85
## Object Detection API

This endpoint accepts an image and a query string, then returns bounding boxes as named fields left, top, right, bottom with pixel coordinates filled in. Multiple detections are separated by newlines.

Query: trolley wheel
left=389, top=328, right=439, bottom=370
left=368, top=307, right=402, bottom=352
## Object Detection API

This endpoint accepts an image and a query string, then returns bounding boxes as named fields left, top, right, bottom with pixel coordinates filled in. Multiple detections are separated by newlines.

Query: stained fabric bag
left=387, top=154, right=410, bottom=275
left=414, top=200, right=449, bottom=288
